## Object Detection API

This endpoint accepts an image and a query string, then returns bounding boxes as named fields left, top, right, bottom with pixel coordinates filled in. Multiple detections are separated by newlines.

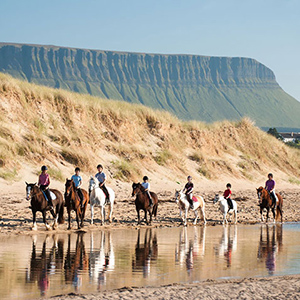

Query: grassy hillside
left=0, top=72, right=300, bottom=185
left=1, top=43, right=300, bottom=129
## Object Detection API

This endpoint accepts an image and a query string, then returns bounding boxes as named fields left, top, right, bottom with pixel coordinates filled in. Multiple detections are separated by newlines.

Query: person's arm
left=187, top=184, right=194, bottom=194
left=100, top=174, right=106, bottom=187
left=78, top=176, right=82, bottom=188
left=46, top=175, right=50, bottom=188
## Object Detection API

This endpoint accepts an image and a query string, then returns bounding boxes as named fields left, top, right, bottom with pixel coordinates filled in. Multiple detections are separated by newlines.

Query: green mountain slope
left=0, top=43, right=299, bottom=128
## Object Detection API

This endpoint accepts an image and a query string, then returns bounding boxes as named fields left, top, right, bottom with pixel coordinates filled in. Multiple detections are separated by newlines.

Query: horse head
left=65, top=179, right=75, bottom=197
left=89, top=176, right=98, bottom=193
left=256, top=186, right=264, bottom=202
left=174, top=189, right=181, bottom=203
left=132, top=182, right=141, bottom=197
left=25, top=182, right=37, bottom=200
left=213, top=194, right=220, bottom=204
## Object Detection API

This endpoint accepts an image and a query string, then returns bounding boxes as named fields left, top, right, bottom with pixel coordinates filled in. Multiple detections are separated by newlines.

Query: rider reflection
left=26, top=235, right=64, bottom=296
left=132, top=229, right=158, bottom=278
left=64, top=233, right=88, bottom=291
left=257, top=224, right=283, bottom=275
left=89, top=231, right=115, bottom=290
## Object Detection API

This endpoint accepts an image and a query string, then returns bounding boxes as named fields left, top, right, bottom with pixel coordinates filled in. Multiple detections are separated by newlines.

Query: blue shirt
left=142, top=182, right=150, bottom=190
left=95, top=172, right=106, bottom=183
left=71, top=174, right=82, bottom=188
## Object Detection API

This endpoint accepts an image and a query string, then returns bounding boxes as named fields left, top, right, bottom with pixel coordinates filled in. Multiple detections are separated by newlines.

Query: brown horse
left=256, top=187, right=283, bottom=223
left=64, top=179, right=89, bottom=230
left=25, top=182, right=64, bottom=230
left=132, top=183, right=158, bottom=225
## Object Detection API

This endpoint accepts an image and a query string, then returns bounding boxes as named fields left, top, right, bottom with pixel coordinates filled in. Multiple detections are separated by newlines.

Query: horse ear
left=25, top=181, right=28, bottom=185
left=34, top=182, right=37, bottom=185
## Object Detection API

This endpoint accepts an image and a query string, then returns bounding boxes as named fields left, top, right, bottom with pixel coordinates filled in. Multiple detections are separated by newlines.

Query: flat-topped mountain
left=0, top=43, right=299, bottom=128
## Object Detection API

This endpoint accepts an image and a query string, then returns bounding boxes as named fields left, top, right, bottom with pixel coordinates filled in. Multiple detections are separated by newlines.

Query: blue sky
left=1, top=0, right=299, bottom=100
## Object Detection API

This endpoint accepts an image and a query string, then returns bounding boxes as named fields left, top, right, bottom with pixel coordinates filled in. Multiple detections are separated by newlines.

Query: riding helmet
left=226, top=183, right=231, bottom=188
left=75, top=167, right=80, bottom=172
left=41, top=165, right=48, bottom=171
left=268, top=173, right=273, bottom=178
left=97, top=164, right=103, bottom=169
left=187, top=175, right=192, bottom=180
left=143, top=176, right=149, bottom=181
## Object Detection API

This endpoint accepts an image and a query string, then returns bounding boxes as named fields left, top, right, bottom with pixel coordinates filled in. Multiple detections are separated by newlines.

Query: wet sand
left=0, top=188, right=300, bottom=235
left=48, top=275, right=300, bottom=300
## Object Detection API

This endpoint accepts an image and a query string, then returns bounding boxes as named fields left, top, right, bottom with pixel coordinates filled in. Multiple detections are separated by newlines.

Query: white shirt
left=142, top=182, right=150, bottom=190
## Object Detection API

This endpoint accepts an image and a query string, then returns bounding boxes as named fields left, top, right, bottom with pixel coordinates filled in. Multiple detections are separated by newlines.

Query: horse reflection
left=214, top=225, right=237, bottom=268
left=175, top=226, right=206, bottom=275
left=26, top=235, right=64, bottom=295
left=64, top=233, right=88, bottom=291
left=257, top=224, right=283, bottom=275
left=89, top=231, right=115, bottom=290
left=132, top=229, right=158, bottom=278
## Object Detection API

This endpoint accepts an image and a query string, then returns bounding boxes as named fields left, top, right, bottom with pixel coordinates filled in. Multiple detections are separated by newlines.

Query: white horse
left=213, top=194, right=237, bottom=224
left=175, top=190, right=206, bottom=226
left=89, top=176, right=115, bottom=225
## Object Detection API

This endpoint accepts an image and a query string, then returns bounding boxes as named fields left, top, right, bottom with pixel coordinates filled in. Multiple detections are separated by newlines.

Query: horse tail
left=58, top=201, right=65, bottom=224
left=276, top=204, right=282, bottom=222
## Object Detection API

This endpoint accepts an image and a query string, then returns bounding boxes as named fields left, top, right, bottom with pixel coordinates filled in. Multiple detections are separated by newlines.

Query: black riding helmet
left=97, top=164, right=103, bottom=169
left=41, top=165, right=48, bottom=171
left=143, top=176, right=149, bottom=181
left=268, top=173, right=273, bottom=178
left=187, top=175, right=192, bottom=180
left=226, top=183, right=231, bottom=188
left=75, top=167, right=80, bottom=172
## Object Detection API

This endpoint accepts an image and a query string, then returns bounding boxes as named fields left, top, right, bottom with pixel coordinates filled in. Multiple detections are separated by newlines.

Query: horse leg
left=100, top=206, right=104, bottom=225
left=200, top=206, right=206, bottom=225
left=90, top=204, right=94, bottom=225
left=234, top=209, right=237, bottom=224
left=272, top=207, right=276, bottom=223
left=266, top=208, right=270, bottom=223
left=145, top=210, right=149, bottom=225
left=108, top=204, right=113, bottom=223
left=260, top=207, right=264, bottom=222
left=193, top=209, right=198, bottom=225
left=52, top=205, right=59, bottom=230
left=277, top=205, right=283, bottom=223
left=67, top=209, right=72, bottom=230
left=184, top=208, right=188, bottom=226
left=80, top=202, right=87, bottom=228
left=149, top=209, right=153, bottom=226
left=32, top=210, right=37, bottom=231
left=76, top=209, right=81, bottom=229
left=43, top=210, right=51, bottom=231
left=137, top=209, right=141, bottom=225
left=223, top=212, right=227, bottom=225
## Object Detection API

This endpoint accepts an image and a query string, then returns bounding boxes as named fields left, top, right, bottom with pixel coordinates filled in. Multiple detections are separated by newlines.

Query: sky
left=0, top=0, right=299, bottom=100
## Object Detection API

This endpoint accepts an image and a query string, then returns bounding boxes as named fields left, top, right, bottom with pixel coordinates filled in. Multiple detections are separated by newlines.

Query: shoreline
left=48, top=274, right=300, bottom=299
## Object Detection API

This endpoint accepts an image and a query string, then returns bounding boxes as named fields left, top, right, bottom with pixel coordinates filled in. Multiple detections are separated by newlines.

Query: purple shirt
left=38, top=173, right=50, bottom=186
left=265, top=179, right=275, bottom=191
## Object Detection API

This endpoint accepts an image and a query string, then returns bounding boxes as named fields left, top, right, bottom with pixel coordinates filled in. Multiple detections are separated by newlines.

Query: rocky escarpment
left=0, top=43, right=300, bottom=128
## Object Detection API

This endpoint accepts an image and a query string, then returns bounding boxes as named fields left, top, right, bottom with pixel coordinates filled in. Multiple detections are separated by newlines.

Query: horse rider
left=71, top=167, right=84, bottom=207
left=265, top=173, right=277, bottom=208
left=141, top=176, right=153, bottom=207
left=95, top=164, right=110, bottom=204
left=38, top=165, right=53, bottom=209
left=182, top=175, right=194, bottom=209
left=223, top=183, right=233, bottom=212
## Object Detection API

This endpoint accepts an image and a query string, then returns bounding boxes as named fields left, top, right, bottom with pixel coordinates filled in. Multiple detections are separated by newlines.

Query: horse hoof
left=32, top=226, right=37, bottom=231
left=109, top=219, right=112, bottom=223
left=45, top=226, right=52, bottom=231
left=67, top=227, right=71, bottom=230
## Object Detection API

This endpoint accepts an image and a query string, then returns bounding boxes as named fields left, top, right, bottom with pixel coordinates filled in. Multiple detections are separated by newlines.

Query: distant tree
left=267, top=128, right=283, bottom=140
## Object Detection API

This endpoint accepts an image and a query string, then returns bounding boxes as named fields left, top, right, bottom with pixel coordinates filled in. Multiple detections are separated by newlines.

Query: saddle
left=41, top=189, right=56, bottom=201
left=192, top=196, right=198, bottom=202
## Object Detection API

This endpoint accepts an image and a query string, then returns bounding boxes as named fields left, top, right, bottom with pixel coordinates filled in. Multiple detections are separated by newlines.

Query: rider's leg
left=227, top=198, right=233, bottom=213
left=42, top=187, right=53, bottom=208
left=147, top=191, right=153, bottom=207
left=187, top=193, right=194, bottom=209
left=77, top=188, right=84, bottom=206
left=271, top=191, right=277, bottom=208
left=101, top=184, right=110, bottom=203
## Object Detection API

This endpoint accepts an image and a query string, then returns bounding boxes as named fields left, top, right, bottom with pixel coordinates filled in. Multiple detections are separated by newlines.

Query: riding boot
left=101, top=185, right=110, bottom=205
left=45, top=189, right=54, bottom=210
left=147, top=191, right=153, bottom=207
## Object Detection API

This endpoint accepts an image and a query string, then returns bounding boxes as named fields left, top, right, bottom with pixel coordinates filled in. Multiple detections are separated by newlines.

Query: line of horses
left=25, top=177, right=283, bottom=231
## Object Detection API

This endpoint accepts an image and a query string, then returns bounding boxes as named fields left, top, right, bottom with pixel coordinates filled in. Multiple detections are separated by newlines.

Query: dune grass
left=1, top=72, right=300, bottom=183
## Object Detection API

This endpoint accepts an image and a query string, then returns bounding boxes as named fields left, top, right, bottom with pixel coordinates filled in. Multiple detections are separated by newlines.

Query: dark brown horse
left=25, top=182, right=64, bottom=230
left=64, top=179, right=89, bottom=230
left=132, top=183, right=158, bottom=225
left=257, top=187, right=283, bottom=223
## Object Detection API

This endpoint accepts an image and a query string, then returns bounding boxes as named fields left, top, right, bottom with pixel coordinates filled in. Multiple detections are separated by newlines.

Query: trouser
left=227, top=198, right=233, bottom=211
left=146, top=191, right=153, bottom=206
left=100, top=184, right=110, bottom=202
left=186, top=193, right=194, bottom=207
left=77, top=188, right=84, bottom=205
left=269, top=190, right=277, bottom=207
left=40, top=185, right=53, bottom=207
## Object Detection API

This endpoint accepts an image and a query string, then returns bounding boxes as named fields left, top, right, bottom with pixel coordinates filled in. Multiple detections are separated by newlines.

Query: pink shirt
left=39, top=173, right=50, bottom=186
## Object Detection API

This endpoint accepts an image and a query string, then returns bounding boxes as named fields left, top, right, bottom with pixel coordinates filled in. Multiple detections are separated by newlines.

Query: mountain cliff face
left=0, top=43, right=299, bottom=128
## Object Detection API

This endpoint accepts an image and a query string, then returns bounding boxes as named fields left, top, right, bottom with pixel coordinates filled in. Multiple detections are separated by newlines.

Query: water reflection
left=26, top=235, right=64, bottom=295
left=89, top=231, right=115, bottom=290
left=257, top=225, right=283, bottom=275
left=175, top=227, right=206, bottom=275
left=214, top=225, right=237, bottom=268
left=132, top=229, right=158, bottom=278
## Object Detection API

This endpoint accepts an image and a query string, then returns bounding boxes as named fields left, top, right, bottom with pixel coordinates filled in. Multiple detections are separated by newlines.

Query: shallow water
left=0, top=223, right=300, bottom=299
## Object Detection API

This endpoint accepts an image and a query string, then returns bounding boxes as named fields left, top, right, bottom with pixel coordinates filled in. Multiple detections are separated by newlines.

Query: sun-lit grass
left=1, top=72, right=300, bottom=182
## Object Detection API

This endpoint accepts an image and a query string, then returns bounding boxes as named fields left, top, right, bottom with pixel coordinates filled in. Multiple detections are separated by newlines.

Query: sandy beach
left=48, top=275, right=300, bottom=300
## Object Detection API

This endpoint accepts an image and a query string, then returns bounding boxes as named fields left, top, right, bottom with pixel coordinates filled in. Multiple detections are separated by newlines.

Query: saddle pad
left=50, top=191, right=56, bottom=200
left=192, top=196, right=198, bottom=202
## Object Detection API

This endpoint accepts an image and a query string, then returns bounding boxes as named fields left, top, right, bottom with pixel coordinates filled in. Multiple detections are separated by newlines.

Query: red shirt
left=223, top=189, right=232, bottom=199
left=38, top=173, right=50, bottom=186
